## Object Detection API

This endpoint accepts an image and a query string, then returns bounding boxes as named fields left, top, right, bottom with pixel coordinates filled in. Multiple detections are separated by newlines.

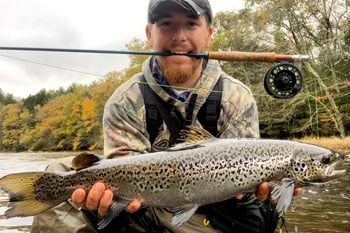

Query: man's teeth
left=168, top=51, right=192, bottom=54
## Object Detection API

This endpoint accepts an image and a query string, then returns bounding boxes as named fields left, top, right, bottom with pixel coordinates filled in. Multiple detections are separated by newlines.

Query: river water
left=0, top=152, right=349, bottom=233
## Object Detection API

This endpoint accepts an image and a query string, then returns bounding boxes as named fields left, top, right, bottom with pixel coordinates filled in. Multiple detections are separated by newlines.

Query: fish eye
left=321, top=155, right=331, bottom=164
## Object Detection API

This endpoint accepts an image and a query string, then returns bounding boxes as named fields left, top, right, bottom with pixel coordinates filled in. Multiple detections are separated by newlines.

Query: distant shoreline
left=297, top=137, right=350, bottom=153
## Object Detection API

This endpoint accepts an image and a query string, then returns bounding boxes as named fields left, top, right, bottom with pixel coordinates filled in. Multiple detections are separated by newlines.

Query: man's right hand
left=71, top=145, right=144, bottom=216
left=71, top=182, right=142, bottom=217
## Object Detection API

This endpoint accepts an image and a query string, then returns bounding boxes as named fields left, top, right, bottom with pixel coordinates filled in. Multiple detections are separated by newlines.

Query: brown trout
left=0, top=128, right=347, bottom=228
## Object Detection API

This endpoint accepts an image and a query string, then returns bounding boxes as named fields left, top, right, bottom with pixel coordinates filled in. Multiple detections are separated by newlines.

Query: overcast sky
left=0, top=0, right=244, bottom=98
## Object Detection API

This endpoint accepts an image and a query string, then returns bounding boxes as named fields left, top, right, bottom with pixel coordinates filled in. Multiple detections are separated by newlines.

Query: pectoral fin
left=171, top=204, right=199, bottom=227
left=71, top=152, right=101, bottom=171
left=269, top=178, right=295, bottom=217
left=97, top=199, right=129, bottom=230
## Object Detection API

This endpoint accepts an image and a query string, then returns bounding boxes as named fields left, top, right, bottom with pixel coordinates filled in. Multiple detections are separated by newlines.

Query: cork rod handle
left=208, top=51, right=309, bottom=62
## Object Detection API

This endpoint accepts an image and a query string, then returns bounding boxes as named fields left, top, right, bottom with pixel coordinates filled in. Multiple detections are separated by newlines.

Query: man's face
left=146, top=11, right=213, bottom=87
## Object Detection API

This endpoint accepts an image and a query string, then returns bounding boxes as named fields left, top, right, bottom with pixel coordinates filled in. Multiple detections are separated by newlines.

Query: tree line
left=0, top=0, right=349, bottom=152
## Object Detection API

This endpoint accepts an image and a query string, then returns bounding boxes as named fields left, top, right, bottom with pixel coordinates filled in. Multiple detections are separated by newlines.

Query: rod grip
left=208, top=51, right=279, bottom=62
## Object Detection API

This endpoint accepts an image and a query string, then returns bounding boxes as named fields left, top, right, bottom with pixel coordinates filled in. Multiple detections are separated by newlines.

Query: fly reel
left=264, top=63, right=303, bottom=99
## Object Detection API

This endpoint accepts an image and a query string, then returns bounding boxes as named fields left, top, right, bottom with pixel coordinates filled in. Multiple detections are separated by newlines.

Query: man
left=31, top=0, right=300, bottom=232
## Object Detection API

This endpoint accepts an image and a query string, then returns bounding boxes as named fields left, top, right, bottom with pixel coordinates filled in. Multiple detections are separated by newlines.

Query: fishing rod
left=0, top=46, right=310, bottom=99
left=0, top=46, right=309, bottom=62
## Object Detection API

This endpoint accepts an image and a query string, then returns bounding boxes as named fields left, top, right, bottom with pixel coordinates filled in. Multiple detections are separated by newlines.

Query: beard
left=159, top=58, right=203, bottom=85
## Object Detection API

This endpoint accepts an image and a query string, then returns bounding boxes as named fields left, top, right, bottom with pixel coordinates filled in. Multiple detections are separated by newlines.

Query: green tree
left=0, top=89, right=16, bottom=105
left=23, top=89, right=53, bottom=114
left=225, top=0, right=350, bottom=138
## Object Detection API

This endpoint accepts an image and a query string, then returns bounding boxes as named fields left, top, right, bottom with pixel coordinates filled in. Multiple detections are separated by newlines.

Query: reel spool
left=264, top=63, right=303, bottom=99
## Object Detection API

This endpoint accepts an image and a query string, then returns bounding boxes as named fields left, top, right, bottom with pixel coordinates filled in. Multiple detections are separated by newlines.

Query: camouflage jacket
left=103, top=57, right=259, bottom=158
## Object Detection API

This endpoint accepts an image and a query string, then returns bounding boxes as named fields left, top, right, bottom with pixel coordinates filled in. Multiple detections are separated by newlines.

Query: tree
left=1, top=103, right=21, bottom=151
left=239, top=0, right=349, bottom=137
left=124, top=38, right=150, bottom=78
left=0, top=89, right=16, bottom=105
left=23, top=89, right=53, bottom=114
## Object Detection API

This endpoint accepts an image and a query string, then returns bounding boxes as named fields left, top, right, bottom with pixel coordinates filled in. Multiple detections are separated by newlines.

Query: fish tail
left=0, top=172, right=59, bottom=218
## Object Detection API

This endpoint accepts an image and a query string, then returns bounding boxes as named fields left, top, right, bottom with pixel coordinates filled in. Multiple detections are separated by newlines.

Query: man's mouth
left=165, top=50, right=194, bottom=55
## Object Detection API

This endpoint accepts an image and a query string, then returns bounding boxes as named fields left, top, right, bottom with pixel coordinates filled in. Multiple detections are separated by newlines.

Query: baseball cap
left=148, top=0, right=213, bottom=24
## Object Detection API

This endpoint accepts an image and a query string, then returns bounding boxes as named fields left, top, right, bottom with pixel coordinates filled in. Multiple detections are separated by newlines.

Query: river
left=0, top=152, right=349, bottom=233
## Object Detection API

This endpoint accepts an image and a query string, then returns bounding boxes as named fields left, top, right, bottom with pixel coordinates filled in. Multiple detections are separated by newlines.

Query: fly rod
left=0, top=46, right=309, bottom=62
left=0, top=46, right=309, bottom=99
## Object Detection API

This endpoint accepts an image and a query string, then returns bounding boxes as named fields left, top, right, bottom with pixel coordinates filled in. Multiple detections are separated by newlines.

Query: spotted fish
left=0, top=127, right=347, bottom=229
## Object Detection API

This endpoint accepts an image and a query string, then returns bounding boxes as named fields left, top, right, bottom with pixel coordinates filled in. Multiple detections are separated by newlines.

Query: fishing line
left=0, top=46, right=310, bottom=99
left=0, top=52, right=273, bottom=98
left=0, top=53, right=272, bottom=98
left=136, top=81, right=270, bottom=98
left=0, top=53, right=302, bottom=99
left=0, top=54, right=104, bottom=77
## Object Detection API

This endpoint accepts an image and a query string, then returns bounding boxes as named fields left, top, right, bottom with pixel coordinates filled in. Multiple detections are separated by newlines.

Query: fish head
left=290, top=145, right=347, bottom=185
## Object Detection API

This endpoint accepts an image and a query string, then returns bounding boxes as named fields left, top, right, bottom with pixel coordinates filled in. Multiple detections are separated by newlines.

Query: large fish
left=0, top=127, right=347, bottom=229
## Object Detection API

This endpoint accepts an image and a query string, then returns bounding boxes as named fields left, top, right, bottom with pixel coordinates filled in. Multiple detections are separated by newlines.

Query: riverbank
left=297, top=136, right=350, bottom=153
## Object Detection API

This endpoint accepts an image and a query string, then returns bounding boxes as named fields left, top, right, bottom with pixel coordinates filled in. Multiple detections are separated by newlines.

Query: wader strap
left=142, top=83, right=162, bottom=144
left=140, top=76, right=185, bottom=145
left=185, top=93, right=198, bottom=126
left=140, top=75, right=223, bottom=144
left=197, top=78, right=222, bottom=136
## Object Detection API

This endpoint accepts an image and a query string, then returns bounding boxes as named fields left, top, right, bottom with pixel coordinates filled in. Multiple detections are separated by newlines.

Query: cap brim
left=148, top=0, right=203, bottom=23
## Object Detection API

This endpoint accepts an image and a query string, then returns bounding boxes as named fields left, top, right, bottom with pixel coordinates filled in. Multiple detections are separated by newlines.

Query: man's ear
left=145, top=24, right=153, bottom=47
left=206, top=26, right=213, bottom=48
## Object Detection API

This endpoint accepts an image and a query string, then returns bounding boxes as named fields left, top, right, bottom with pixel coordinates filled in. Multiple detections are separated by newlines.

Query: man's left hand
left=235, top=182, right=302, bottom=201
left=256, top=181, right=302, bottom=201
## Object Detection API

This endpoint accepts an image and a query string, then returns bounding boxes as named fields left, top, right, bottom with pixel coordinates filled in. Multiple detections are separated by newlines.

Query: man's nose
left=172, top=27, right=187, bottom=42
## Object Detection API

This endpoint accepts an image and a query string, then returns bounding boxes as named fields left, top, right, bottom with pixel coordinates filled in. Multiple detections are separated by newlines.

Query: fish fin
left=166, top=143, right=204, bottom=151
left=180, top=127, right=215, bottom=142
left=171, top=204, right=199, bottom=227
left=269, top=178, right=295, bottom=217
left=167, top=127, right=217, bottom=151
left=0, top=172, right=59, bottom=217
left=97, top=199, right=129, bottom=230
left=71, top=152, right=101, bottom=171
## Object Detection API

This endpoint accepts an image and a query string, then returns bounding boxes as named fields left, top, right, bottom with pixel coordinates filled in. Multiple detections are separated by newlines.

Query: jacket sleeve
left=103, top=78, right=151, bottom=158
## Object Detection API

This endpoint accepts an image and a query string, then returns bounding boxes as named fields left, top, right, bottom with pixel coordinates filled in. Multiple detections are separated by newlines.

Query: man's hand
left=72, top=182, right=143, bottom=216
left=255, top=181, right=303, bottom=201
left=235, top=182, right=303, bottom=201
left=71, top=145, right=145, bottom=216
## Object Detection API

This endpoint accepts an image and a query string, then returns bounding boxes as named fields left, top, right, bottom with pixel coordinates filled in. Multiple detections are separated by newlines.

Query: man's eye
left=187, top=20, right=201, bottom=29
left=158, top=21, right=171, bottom=27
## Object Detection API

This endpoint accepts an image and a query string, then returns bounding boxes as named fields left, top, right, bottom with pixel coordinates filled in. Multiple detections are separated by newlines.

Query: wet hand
left=235, top=182, right=303, bottom=201
left=71, top=182, right=142, bottom=216
left=256, top=181, right=303, bottom=201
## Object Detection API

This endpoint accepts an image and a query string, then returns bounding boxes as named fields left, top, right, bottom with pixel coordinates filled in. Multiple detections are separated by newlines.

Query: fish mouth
left=324, top=162, right=347, bottom=180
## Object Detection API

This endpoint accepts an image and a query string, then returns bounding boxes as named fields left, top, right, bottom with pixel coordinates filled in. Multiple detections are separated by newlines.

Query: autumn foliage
left=0, top=74, right=128, bottom=152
